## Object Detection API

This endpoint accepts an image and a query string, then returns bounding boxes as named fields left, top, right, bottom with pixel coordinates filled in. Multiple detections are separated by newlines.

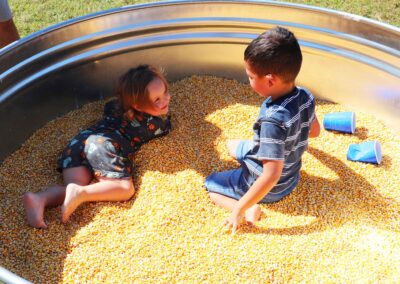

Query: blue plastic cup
left=347, top=141, right=382, bottom=164
left=323, top=112, right=356, bottom=134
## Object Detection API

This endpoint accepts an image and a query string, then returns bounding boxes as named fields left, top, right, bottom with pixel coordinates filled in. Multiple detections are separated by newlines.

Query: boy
left=204, top=26, right=320, bottom=234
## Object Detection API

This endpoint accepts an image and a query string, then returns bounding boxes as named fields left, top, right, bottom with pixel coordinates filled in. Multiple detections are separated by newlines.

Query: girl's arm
left=148, top=115, right=172, bottom=137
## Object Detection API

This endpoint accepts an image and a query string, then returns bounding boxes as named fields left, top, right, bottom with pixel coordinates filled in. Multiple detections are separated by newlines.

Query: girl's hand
left=223, top=209, right=244, bottom=235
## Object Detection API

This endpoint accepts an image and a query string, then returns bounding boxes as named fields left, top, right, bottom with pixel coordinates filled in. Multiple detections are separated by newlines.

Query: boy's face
left=244, top=60, right=271, bottom=97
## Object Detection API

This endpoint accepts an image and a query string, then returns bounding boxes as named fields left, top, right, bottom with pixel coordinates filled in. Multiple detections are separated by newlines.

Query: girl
left=23, top=64, right=171, bottom=228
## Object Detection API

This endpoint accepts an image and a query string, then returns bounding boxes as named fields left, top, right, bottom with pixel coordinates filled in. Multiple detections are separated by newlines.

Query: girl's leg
left=23, top=166, right=92, bottom=228
left=209, top=192, right=261, bottom=224
left=61, top=176, right=135, bottom=223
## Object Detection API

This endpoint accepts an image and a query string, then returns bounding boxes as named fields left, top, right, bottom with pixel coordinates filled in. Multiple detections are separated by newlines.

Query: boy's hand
left=223, top=209, right=244, bottom=235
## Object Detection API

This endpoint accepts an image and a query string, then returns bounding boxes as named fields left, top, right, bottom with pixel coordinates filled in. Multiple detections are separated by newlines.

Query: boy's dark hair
left=116, top=64, right=168, bottom=121
left=244, top=26, right=302, bottom=83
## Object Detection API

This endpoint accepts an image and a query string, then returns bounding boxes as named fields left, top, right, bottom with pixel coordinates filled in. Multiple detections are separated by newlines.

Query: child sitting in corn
left=204, top=26, right=321, bottom=233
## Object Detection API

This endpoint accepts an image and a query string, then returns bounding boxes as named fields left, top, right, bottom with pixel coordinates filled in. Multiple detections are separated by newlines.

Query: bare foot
left=23, top=192, right=47, bottom=228
left=245, top=204, right=262, bottom=225
left=61, top=183, right=82, bottom=223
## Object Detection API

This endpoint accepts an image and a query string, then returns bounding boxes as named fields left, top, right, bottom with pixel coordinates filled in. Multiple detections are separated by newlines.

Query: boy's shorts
left=204, top=140, right=292, bottom=203
left=57, top=130, right=133, bottom=179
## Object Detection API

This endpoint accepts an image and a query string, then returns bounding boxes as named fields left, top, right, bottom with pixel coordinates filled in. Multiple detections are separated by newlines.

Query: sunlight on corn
left=0, top=76, right=399, bottom=283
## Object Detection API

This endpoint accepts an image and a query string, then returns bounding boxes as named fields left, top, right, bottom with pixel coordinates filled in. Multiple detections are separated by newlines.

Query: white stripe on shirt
left=284, top=97, right=313, bottom=127
left=284, top=140, right=308, bottom=156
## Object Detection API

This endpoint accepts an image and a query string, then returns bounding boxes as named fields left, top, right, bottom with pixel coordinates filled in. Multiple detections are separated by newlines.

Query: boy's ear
left=265, top=74, right=275, bottom=87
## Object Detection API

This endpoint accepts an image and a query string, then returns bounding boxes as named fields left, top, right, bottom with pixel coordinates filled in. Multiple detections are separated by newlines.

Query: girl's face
left=135, top=77, right=170, bottom=116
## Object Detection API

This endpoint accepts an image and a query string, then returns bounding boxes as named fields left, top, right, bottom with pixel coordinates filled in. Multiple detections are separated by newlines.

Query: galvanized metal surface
left=0, top=266, right=33, bottom=284
left=0, top=0, right=399, bottom=164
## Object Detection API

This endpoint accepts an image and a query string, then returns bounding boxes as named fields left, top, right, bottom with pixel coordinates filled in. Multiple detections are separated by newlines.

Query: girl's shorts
left=204, top=140, right=291, bottom=203
left=57, top=130, right=133, bottom=179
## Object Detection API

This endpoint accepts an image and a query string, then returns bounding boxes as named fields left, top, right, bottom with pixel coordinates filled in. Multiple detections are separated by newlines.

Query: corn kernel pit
left=0, top=76, right=399, bottom=283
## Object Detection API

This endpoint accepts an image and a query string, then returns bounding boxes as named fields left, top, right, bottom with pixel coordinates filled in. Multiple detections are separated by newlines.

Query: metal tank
left=0, top=0, right=399, bottom=282
left=0, top=0, right=399, bottom=165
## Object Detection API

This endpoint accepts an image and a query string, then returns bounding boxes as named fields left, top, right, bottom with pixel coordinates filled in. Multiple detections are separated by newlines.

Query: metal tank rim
left=1, top=1, right=399, bottom=281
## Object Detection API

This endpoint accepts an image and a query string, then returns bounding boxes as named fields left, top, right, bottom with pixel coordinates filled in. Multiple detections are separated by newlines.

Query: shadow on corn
left=0, top=187, right=100, bottom=283
left=245, top=147, right=399, bottom=235
left=0, top=106, right=113, bottom=283
left=134, top=75, right=261, bottom=178
left=1, top=76, right=261, bottom=282
left=354, top=126, right=370, bottom=140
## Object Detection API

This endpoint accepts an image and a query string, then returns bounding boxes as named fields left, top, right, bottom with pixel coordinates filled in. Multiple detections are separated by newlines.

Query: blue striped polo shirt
left=242, top=87, right=316, bottom=195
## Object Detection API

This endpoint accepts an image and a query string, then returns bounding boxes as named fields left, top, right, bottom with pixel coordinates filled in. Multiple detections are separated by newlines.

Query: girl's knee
left=120, top=180, right=136, bottom=200
left=63, top=166, right=93, bottom=186
left=126, top=184, right=135, bottom=199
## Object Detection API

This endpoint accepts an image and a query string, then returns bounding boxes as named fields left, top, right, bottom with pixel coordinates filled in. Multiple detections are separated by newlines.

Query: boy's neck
left=269, top=81, right=296, bottom=102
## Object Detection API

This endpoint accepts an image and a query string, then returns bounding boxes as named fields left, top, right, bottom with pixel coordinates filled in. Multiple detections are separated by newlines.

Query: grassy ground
left=9, top=0, right=400, bottom=38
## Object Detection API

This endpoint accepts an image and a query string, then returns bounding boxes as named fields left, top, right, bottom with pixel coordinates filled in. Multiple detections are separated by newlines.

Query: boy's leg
left=61, top=176, right=135, bottom=223
left=209, top=192, right=261, bottom=224
left=23, top=166, right=92, bottom=228
left=227, top=139, right=254, bottom=163
left=227, top=139, right=242, bottom=158
left=205, top=167, right=261, bottom=224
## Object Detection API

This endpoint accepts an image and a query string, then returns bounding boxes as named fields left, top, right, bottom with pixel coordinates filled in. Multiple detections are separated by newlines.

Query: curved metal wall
left=0, top=0, right=399, bottom=163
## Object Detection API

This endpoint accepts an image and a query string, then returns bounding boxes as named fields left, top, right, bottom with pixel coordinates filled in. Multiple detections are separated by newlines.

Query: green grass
left=284, top=0, right=400, bottom=26
left=9, top=0, right=400, bottom=38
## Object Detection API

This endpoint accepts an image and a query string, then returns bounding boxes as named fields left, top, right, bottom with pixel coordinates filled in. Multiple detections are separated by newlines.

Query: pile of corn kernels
left=1, top=76, right=399, bottom=283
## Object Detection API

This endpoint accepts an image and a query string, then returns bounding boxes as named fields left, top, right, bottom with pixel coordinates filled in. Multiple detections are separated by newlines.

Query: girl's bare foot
left=245, top=204, right=262, bottom=225
left=23, top=192, right=47, bottom=228
left=61, top=183, right=82, bottom=223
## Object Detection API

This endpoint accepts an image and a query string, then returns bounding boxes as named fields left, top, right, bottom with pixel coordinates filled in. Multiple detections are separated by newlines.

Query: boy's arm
left=225, top=159, right=283, bottom=234
left=309, top=116, right=320, bottom=138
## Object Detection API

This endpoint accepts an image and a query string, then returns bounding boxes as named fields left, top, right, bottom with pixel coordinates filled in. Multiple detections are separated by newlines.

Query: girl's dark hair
left=115, top=64, right=167, bottom=121
left=244, top=26, right=302, bottom=83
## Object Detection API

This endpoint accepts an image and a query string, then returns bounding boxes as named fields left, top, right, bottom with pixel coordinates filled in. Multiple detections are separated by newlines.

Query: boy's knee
left=208, top=192, right=220, bottom=204
left=227, top=139, right=241, bottom=158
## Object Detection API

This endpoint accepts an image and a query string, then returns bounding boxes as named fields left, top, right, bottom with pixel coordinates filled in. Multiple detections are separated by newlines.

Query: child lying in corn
left=23, top=65, right=171, bottom=228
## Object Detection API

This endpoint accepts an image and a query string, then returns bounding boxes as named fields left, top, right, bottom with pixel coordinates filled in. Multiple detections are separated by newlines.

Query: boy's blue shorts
left=204, top=140, right=291, bottom=203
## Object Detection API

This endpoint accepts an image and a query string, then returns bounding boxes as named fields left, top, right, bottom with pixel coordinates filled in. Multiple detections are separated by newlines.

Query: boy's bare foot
left=23, top=192, right=47, bottom=228
left=61, top=183, right=82, bottom=223
left=245, top=204, right=262, bottom=225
